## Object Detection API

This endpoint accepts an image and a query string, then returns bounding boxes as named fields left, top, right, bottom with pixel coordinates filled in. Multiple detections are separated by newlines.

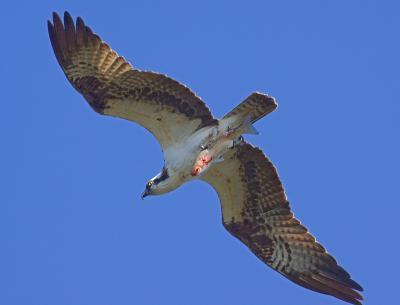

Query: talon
left=231, top=136, right=244, bottom=149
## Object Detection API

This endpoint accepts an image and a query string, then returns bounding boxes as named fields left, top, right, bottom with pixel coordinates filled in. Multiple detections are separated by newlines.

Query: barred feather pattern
left=48, top=12, right=216, bottom=149
left=203, top=143, right=363, bottom=305
left=223, top=92, right=278, bottom=124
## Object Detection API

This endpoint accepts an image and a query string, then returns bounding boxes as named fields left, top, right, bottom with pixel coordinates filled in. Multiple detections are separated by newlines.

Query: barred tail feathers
left=223, top=92, right=277, bottom=124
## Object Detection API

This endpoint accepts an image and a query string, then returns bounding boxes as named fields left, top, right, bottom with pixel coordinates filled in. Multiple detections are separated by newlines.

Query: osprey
left=48, top=12, right=363, bottom=305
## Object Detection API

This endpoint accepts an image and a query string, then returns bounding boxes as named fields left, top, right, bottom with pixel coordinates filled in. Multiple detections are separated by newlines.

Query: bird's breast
left=163, top=125, right=218, bottom=177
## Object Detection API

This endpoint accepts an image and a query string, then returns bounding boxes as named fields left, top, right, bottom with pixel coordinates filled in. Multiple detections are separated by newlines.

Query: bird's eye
left=147, top=181, right=154, bottom=187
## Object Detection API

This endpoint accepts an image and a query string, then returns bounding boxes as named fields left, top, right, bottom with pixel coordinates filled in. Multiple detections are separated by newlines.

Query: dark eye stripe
left=154, top=168, right=169, bottom=185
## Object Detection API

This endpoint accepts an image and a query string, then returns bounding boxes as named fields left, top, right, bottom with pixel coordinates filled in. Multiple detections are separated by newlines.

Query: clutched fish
left=191, top=116, right=258, bottom=176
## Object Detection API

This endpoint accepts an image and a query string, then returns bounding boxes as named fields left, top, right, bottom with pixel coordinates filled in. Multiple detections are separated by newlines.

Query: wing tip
left=47, top=19, right=53, bottom=32
left=64, top=11, right=73, bottom=23
left=288, top=272, right=364, bottom=305
left=47, top=16, right=63, bottom=66
left=52, top=11, right=63, bottom=29
left=48, top=11, right=83, bottom=68
left=63, top=11, right=74, bottom=31
left=346, top=278, right=363, bottom=293
left=319, top=264, right=364, bottom=292
left=48, top=11, right=69, bottom=66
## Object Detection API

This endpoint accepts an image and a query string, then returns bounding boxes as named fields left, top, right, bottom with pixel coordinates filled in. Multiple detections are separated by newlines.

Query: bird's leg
left=231, top=136, right=244, bottom=149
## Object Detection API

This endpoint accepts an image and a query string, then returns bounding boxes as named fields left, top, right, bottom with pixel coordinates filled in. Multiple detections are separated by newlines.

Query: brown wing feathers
left=48, top=12, right=132, bottom=89
left=48, top=12, right=216, bottom=148
left=203, top=144, right=363, bottom=305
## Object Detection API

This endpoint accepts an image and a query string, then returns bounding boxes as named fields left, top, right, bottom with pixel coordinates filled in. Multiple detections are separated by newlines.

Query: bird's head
left=141, top=168, right=171, bottom=199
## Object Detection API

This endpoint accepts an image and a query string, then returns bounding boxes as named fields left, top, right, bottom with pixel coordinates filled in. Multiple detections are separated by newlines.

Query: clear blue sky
left=1, top=1, right=399, bottom=304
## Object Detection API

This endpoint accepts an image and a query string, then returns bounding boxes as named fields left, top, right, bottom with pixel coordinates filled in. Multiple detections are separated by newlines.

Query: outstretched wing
left=202, top=143, right=363, bottom=305
left=48, top=12, right=216, bottom=149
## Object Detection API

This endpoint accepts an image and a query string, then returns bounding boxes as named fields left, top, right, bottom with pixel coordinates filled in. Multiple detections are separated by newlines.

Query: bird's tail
left=222, top=92, right=277, bottom=125
left=237, top=115, right=259, bottom=135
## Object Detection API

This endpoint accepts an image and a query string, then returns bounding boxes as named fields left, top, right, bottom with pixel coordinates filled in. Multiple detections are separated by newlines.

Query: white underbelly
left=163, top=125, right=217, bottom=177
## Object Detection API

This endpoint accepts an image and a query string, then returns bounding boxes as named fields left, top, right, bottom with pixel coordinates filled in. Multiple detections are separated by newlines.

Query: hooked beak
left=141, top=189, right=149, bottom=199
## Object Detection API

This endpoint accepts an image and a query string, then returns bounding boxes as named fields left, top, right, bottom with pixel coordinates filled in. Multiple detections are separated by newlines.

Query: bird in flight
left=48, top=12, right=363, bottom=305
